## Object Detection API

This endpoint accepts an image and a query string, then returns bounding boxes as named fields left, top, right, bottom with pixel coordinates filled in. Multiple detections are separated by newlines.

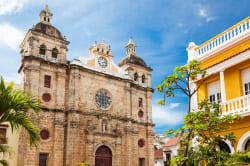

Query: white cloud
left=199, top=9, right=207, bottom=18
left=169, top=103, right=180, bottom=109
left=1, top=73, right=21, bottom=84
left=198, top=8, right=216, bottom=23
left=0, top=0, right=28, bottom=16
left=152, top=104, right=185, bottom=126
left=0, top=23, right=25, bottom=50
left=206, top=17, right=216, bottom=22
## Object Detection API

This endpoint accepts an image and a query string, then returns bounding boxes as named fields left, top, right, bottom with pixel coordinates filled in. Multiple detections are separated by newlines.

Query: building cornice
left=41, top=107, right=155, bottom=127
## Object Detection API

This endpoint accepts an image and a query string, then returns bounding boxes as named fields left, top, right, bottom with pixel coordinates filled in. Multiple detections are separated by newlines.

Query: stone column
left=220, top=71, right=227, bottom=103
left=191, top=83, right=198, bottom=110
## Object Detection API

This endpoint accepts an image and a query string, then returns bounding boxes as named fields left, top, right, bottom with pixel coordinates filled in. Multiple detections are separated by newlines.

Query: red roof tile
left=163, top=147, right=171, bottom=152
left=163, top=136, right=183, bottom=147
left=154, top=149, right=163, bottom=159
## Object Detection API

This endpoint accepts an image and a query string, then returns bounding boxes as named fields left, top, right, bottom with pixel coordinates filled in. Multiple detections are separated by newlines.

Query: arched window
left=52, top=48, right=58, bottom=59
left=219, top=141, right=231, bottom=153
left=39, top=45, right=46, bottom=55
left=142, top=75, right=145, bottom=83
left=134, top=73, right=138, bottom=81
left=245, top=139, right=250, bottom=152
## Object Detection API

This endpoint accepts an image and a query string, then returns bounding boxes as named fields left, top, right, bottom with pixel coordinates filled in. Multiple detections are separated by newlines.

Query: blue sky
left=0, top=0, right=249, bottom=134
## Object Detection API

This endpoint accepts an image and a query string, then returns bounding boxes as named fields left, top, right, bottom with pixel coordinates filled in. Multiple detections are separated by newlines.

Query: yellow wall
left=197, top=59, right=250, bottom=103
left=197, top=74, right=219, bottom=103
left=220, top=116, right=250, bottom=150
left=0, top=123, right=20, bottom=166
left=224, top=59, right=250, bottom=100
left=197, top=42, right=250, bottom=152
left=200, top=39, right=250, bottom=69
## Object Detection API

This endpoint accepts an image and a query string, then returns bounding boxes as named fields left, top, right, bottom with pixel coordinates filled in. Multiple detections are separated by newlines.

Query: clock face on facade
left=98, top=57, right=107, bottom=68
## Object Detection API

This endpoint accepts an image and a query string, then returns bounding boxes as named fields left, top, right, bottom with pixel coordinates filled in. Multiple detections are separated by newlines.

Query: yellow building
left=0, top=83, right=21, bottom=166
left=187, top=17, right=250, bottom=153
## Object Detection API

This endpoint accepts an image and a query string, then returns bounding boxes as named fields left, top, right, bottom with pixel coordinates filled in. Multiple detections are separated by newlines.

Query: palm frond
left=0, top=76, right=41, bottom=147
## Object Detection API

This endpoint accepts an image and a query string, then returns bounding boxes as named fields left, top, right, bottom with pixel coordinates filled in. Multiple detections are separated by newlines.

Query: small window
left=209, top=93, right=221, bottom=104
left=138, top=139, right=145, bottom=148
left=44, top=75, right=51, bottom=88
left=44, top=17, right=46, bottom=21
left=217, top=93, right=221, bottom=103
left=97, top=48, right=99, bottom=52
left=139, top=158, right=145, bottom=166
left=139, top=98, right=143, bottom=107
left=166, top=153, right=171, bottom=161
left=42, top=93, right=51, bottom=102
left=39, top=45, right=46, bottom=55
left=138, top=110, right=144, bottom=118
left=134, top=73, right=138, bottom=81
left=39, top=153, right=48, bottom=166
left=40, top=129, right=50, bottom=140
left=102, top=49, right=104, bottom=53
left=142, top=75, right=145, bottom=83
left=107, top=51, right=109, bottom=55
left=0, top=128, right=7, bottom=144
left=52, top=48, right=58, bottom=59
left=244, top=82, right=250, bottom=95
left=209, top=94, right=216, bottom=103
left=48, top=18, right=50, bottom=22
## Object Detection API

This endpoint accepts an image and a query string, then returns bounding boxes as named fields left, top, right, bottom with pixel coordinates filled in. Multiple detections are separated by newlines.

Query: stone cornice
left=18, top=55, right=68, bottom=73
left=40, top=107, right=155, bottom=127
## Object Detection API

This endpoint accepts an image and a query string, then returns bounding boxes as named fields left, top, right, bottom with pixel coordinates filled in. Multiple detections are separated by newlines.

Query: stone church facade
left=17, top=5, right=155, bottom=166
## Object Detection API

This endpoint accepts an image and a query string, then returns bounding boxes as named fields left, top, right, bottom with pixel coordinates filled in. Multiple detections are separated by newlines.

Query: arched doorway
left=95, top=145, right=112, bottom=166
left=237, top=131, right=250, bottom=152
left=219, top=141, right=231, bottom=153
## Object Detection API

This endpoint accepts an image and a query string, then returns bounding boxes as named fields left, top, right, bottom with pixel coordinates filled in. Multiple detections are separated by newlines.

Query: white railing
left=51, top=57, right=57, bottom=63
left=196, top=17, right=250, bottom=57
left=40, top=54, right=47, bottom=60
left=222, top=94, right=250, bottom=116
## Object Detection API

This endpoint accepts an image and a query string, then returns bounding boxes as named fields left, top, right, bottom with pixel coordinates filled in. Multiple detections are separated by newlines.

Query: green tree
left=155, top=60, right=206, bottom=162
left=155, top=60, right=206, bottom=113
left=0, top=77, right=41, bottom=165
left=166, top=101, right=241, bottom=166
left=225, top=151, right=250, bottom=166
left=78, top=159, right=90, bottom=166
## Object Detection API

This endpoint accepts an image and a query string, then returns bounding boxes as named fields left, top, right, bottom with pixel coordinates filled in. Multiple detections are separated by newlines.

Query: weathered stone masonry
left=17, top=5, right=155, bottom=166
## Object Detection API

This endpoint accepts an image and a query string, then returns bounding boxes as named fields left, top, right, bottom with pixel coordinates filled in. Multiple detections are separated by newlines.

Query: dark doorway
left=245, top=139, right=250, bottom=152
left=219, top=141, right=231, bottom=153
left=95, top=145, right=112, bottom=166
left=39, top=153, right=48, bottom=166
left=139, top=158, right=145, bottom=166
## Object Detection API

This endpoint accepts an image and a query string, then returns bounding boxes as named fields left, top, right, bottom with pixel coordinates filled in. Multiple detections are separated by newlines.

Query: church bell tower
left=18, top=5, right=70, bottom=166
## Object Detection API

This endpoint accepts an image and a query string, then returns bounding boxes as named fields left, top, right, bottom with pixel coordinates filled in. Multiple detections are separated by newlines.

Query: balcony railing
left=51, top=57, right=57, bottom=63
left=40, top=54, right=47, bottom=60
left=195, top=17, right=250, bottom=57
left=222, top=94, right=250, bottom=116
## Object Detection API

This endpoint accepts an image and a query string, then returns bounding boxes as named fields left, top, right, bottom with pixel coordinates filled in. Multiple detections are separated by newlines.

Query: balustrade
left=222, top=94, right=250, bottom=116
left=195, top=17, right=250, bottom=57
